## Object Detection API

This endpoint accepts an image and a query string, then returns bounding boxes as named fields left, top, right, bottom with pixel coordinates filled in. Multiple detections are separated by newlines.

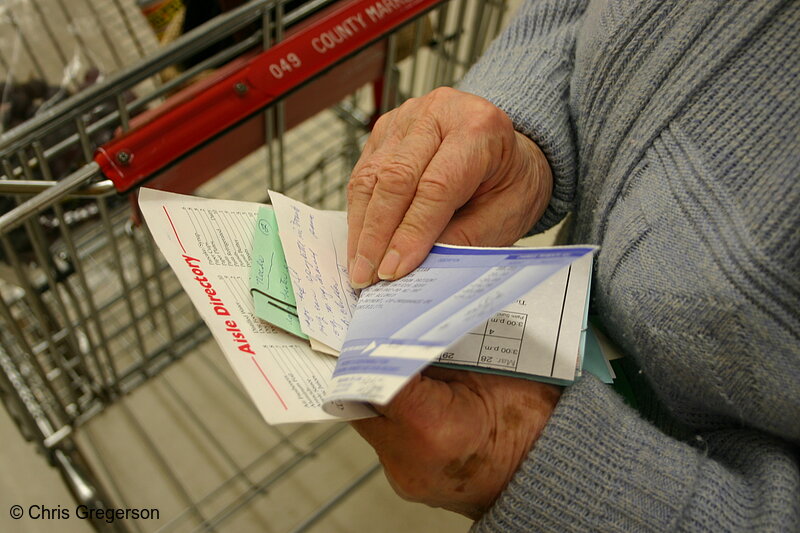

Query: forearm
left=459, top=0, right=589, bottom=232
left=473, top=376, right=800, bottom=532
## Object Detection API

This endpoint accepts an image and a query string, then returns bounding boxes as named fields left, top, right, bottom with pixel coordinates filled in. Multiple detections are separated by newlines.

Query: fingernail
left=350, top=254, right=375, bottom=288
left=378, top=249, right=401, bottom=280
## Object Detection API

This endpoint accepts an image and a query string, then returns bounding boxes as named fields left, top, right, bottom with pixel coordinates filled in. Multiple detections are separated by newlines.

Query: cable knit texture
left=459, top=0, right=799, bottom=531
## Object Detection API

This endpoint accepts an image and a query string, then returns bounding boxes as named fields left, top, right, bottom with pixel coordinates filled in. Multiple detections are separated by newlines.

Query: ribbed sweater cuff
left=472, top=375, right=702, bottom=532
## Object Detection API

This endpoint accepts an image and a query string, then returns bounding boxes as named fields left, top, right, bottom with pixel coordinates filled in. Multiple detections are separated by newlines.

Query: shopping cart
left=0, top=0, right=511, bottom=531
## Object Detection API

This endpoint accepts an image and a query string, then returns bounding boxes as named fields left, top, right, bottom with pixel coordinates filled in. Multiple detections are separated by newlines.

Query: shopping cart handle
left=96, top=0, right=440, bottom=193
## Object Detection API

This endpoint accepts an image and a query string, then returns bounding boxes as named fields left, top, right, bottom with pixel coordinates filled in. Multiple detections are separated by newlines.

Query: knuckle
left=379, top=98, right=417, bottom=127
left=427, top=86, right=457, bottom=102
left=347, top=169, right=378, bottom=208
left=394, top=216, right=433, bottom=245
left=469, top=102, right=507, bottom=130
left=372, top=111, right=392, bottom=132
left=415, top=176, right=451, bottom=203
left=398, top=95, right=421, bottom=111
left=348, top=167, right=377, bottom=194
left=412, top=113, right=443, bottom=141
left=378, top=156, right=421, bottom=192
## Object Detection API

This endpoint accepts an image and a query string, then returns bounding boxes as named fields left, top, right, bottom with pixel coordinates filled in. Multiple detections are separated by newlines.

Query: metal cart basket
left=0, top=0, right=511, bottom=531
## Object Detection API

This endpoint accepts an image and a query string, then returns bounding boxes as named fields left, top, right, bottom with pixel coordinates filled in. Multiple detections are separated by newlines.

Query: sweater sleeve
left=458, top=0, right=589, bottom=233
left=472, top=375, right=800, bottom=532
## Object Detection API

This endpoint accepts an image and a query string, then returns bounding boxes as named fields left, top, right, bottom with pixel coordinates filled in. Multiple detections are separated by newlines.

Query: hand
left=351, top=367, right=561, bottom=520
left=347, top=87, right=553, bottom=288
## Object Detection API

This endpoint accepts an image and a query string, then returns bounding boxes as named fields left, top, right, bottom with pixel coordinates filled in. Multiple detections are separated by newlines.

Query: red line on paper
left=251, top=356, right=288, bottom=411
left=163, top=205, right=186, bottom=254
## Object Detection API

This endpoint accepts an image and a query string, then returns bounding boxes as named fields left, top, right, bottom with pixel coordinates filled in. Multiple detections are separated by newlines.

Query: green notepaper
left=250, top=206, right=308, bottom=339
left=582, top=326, right=614, bottom=384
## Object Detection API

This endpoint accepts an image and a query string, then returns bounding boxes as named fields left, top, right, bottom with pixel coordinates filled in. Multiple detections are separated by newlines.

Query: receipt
left=326, top=245, right=597, bottom=408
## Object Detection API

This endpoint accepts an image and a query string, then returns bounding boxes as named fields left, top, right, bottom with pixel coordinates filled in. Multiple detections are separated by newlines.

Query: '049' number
left=269, top=53, right=301, bottom=79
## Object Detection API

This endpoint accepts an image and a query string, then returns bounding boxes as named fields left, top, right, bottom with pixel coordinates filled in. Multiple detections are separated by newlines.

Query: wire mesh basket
left=0, top=0, right=512, bottom=530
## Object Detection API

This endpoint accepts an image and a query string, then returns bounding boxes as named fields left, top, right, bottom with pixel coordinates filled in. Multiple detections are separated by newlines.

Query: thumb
left=350, top=372, right=449, bottom=448
left=370, top=373, right=424, bottom=417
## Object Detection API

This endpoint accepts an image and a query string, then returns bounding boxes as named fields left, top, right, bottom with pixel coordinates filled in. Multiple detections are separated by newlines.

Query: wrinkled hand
left=348, top=87, right=558, bottom=519
left=347, top=87, right=553, bottom=288
left=352, top=367, right=560, bottom=520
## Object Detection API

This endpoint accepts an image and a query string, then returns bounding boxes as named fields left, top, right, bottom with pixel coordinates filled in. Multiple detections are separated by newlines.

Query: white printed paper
left=141, top=188, right=598, bottom=425
left=139, top=188, right=374, bottom=424
left=437, top=253, right=593, bottom=381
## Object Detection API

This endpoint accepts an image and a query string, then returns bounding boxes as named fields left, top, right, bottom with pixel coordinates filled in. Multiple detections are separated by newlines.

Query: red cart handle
left=96, top=0, right=440, bottom=192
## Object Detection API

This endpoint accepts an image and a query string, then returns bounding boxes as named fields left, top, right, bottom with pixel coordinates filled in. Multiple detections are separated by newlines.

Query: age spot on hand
left=443, top=453, right=485, bottom=480
left=503, top=406, right=524, bottom=429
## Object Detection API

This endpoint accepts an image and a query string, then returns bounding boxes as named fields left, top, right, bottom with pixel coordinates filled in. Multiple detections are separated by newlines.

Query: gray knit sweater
left=459, top=0, right=800, bottom=531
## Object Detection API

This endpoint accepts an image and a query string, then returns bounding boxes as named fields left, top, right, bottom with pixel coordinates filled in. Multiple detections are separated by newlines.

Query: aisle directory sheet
left=139, top=188, right=598, bottom=424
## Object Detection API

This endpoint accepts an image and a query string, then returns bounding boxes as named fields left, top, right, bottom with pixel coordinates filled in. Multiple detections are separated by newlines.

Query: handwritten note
left=268, top=191, right=357, bottom=351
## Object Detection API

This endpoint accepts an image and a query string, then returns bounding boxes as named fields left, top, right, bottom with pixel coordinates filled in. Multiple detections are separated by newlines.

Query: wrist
left=466, top=382, right=561, bottom=521
left=512, top=131, right=553, bottom=236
